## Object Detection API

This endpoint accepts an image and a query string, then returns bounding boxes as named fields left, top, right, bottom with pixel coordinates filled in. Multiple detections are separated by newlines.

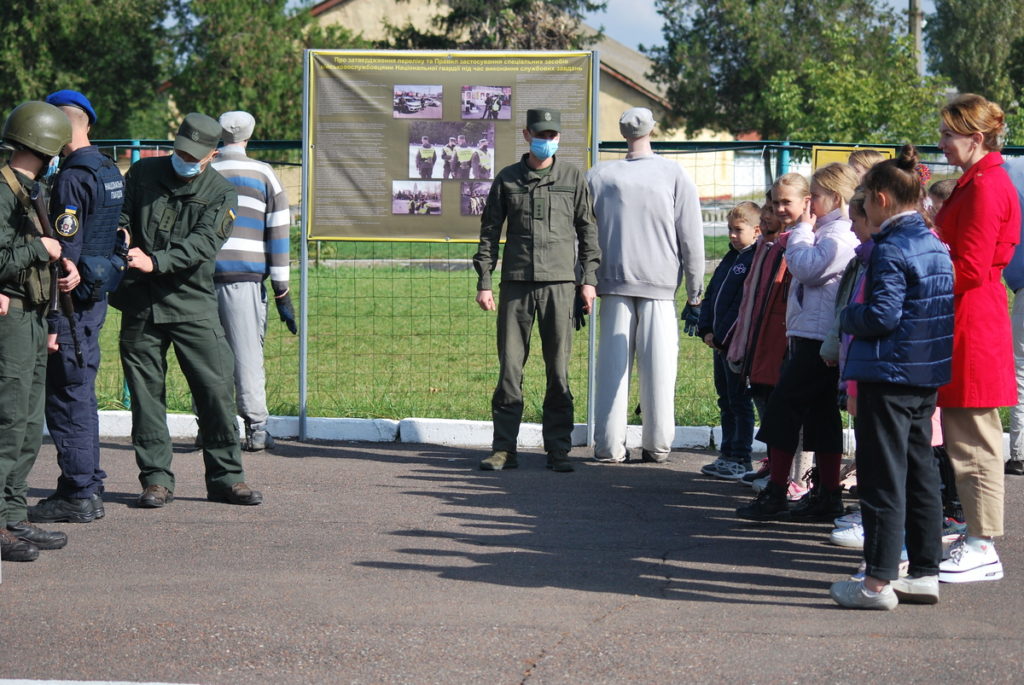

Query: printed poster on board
left=304, top=50, right=595, bottom=241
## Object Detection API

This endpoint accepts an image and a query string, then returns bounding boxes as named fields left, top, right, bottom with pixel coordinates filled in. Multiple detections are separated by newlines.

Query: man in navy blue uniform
left=28, top=90, right=126, bottom=524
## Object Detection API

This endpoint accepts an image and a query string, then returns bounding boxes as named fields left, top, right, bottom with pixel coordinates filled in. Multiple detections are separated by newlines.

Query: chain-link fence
left=91, top=139, right=1024, bottom=432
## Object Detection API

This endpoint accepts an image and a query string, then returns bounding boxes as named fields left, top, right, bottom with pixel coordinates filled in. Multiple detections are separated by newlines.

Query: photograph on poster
left=461, top=85, right=511, bottom=120
left=393, top=84, right=443, bottom=119
left=461, top=182, right=492, bottom=216
left=392, top=181, right=442, bottom=215
left=407, top=121, right=495, bottom=180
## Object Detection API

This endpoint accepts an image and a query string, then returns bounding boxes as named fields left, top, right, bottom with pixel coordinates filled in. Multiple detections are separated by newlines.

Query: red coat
left=936, top=151, right=1021, bottom=408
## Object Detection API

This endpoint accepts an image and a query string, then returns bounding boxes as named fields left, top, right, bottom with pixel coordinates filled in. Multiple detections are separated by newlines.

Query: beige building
left=310, top=0, right=737, bottom=199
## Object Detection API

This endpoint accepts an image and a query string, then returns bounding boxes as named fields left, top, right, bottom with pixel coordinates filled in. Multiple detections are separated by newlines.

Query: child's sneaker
left=829, top=579, right=897, bottom=611
left=942, top=517, right=967, bottom=540
left=834, top=511, right=863, bottom=528
left=735, top=480, right=790, bottom=521
left=786, top=481, right=809, bottom=502
left=939, top=537, right=1004, bottom=583
left=740, top=458, right=769, bottom=486
left=751, top=475, right=771, bottom=494
left=891, top=574, right=940, bottom=605
left=829, top=523, right=865, bottom=548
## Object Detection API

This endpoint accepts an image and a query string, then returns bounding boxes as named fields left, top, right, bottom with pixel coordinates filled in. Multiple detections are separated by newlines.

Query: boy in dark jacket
left=699, top=202, right=761, bottom=479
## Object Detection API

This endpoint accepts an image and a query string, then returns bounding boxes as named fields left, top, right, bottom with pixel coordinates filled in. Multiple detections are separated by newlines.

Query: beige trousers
left=941, top=407, right=1005, bottom=537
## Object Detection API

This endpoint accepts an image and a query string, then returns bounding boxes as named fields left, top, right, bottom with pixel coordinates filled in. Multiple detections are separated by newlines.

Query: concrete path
left=2, top=438, right=1022, bottom=683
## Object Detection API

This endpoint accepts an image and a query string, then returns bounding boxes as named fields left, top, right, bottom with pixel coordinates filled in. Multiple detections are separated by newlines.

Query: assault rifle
left=30, top=182, right=84, bottom=367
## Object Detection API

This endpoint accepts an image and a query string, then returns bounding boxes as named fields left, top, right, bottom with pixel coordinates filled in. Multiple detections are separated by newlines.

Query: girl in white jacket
left=737, top=163, right=859, bottom=522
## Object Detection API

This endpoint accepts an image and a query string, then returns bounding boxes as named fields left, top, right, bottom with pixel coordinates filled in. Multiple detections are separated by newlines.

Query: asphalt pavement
left=2, top=438, right=1022, bottom=684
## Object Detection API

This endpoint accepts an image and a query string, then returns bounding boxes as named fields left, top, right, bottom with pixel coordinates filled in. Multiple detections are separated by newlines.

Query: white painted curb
left=84, top=412, right=1012, bottom=455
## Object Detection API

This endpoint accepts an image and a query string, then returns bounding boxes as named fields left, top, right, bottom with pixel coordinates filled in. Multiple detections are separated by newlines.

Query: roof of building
left=309, top=0, right=667, bottom=107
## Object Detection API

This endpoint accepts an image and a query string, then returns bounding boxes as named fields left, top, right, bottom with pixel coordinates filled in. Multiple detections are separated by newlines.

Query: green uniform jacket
left=473, top=154, right=599, bottom=291
left=110, top=157, right=237, bottom=323
left=0, top=168, right=51, bottom=298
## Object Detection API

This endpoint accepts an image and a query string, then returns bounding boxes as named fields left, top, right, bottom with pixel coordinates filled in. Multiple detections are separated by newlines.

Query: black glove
left=573, top=290, right=587, bottom=331
left=681, top=302, right=701, bottom=337
left=274, top=288, right=297, bottom=334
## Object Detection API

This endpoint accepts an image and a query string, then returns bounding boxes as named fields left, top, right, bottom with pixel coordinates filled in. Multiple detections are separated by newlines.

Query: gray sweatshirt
left=586, top=153, right=704, bottom=301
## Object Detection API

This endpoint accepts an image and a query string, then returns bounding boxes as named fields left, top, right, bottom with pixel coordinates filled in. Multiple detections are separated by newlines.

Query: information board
left=303, top=50, right=596, bottom=241
left=811, top=145, right=894, bottom=170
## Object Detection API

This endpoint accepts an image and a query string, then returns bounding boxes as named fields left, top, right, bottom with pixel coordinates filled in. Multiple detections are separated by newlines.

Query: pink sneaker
left=787, top=481, right=808, bottom=501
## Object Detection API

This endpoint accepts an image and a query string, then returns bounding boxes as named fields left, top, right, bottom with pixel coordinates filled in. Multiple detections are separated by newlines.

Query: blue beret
left=45, top=89, right=97, bottom=125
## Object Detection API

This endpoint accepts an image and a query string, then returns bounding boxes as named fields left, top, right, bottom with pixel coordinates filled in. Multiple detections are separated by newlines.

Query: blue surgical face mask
left=530, top=137, right=558, bottom=160
left=171, top=152, right=203, bottom=178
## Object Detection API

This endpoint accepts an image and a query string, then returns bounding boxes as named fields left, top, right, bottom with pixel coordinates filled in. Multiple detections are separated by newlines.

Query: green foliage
left=384, top=0, right=606, bottom=50
left=169, top=0, right=370, bottom=140
left=0, top=0, right=176, bottom=138
left=645, top=0, right=917, bottom=139
left=761, top=28, right=947, bottom=144
left=926, top=0, right=1024, bottom=108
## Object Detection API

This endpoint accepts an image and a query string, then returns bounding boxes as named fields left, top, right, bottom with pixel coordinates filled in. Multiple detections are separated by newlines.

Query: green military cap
left=526, top=108, right=560, bottom=134
left=174, top=112, right=221, bottom=158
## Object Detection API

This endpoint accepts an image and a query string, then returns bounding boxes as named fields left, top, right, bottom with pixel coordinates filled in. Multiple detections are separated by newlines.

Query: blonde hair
left=727, top=201, right=761, bottom=227
left=772, top=172, right=809, bottom=197
left=848, top=149, right=886, bottom=172
left=941, top=93, right=1007, bottom=151
left=812, top=162, right=859, bottom=204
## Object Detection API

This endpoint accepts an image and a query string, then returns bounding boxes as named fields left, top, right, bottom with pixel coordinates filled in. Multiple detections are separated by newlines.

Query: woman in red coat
left=934, top=94, right=1021, bottom=584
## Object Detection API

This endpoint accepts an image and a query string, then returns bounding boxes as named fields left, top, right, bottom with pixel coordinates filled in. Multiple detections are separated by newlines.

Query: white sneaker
left=891, top=574, right=940, bottom=605
left=714, top=461, right=749, bottom=481
left=939, top=537, right=1004, bottom=583
left=834, top=511, right=862, bottom=528
left=751, top=475, right=771, bottom=493
left=829, top=523, right=865, bottom=549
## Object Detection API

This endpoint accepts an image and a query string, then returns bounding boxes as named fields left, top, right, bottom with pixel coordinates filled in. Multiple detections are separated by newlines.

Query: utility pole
left=909, top=0, right=925, bottom=77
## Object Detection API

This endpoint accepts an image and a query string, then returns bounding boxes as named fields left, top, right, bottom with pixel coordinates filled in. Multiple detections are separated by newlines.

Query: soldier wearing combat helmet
left=0, top=101, right=81, bottom=562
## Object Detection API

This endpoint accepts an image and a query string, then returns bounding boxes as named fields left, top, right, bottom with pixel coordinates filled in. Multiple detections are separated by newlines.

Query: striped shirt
left=211, top=145, right=290, bottom=292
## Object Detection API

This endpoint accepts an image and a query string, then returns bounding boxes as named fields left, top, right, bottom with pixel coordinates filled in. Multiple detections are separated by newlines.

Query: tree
left=644, top=0, right=912, bottom=139
left=384, top=0, right=606, bottom=50
left=169, top=0, right=369, bottom=141
left=0, top=0, right=177, bottom=138
left=761, top=28, right=947, bottom=143
left=925, top=0, right=1024, bottom=109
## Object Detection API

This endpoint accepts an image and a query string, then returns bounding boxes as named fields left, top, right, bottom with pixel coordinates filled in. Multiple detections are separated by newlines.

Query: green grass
left=96, top=241, right=1015, bottom=431
left=96, top=243, right=720, bottom=426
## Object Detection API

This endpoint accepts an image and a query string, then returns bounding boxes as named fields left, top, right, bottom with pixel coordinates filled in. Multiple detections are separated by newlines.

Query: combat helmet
left=1, top=101, right=72, bottom=157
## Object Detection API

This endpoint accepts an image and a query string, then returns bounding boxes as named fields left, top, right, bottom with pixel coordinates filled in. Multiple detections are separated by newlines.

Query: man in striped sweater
left=211, top=110, right=295, bottom=452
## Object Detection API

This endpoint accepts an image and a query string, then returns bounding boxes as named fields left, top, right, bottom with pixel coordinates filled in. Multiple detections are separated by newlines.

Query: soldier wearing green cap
left=473, top=107, right=600, bottom=473
left=0, top=101, right=80, bottom=562
left=111, top=112, right=263, bottom=509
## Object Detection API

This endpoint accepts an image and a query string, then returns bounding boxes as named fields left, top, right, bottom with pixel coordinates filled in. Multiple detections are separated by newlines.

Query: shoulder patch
left=55, top=207, right=80, bottom=238
left=228, top=208, right=237, bottom=222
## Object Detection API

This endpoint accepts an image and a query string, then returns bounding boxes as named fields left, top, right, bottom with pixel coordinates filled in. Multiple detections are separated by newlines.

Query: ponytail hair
left=861, top=144, right=924, bottom=208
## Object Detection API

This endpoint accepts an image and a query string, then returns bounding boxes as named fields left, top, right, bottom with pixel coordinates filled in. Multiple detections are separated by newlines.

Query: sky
left=582, top=0, right=938, bottom=54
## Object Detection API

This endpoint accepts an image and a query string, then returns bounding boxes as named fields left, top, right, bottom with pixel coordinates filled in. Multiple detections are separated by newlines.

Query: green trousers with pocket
left=120, top=315, right=245, bottom=495
left=491, top=281, right=575, bottom=455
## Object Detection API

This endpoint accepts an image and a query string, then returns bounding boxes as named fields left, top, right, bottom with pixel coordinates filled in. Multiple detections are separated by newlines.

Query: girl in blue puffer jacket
left=829, top=144, right=954, bottom=610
